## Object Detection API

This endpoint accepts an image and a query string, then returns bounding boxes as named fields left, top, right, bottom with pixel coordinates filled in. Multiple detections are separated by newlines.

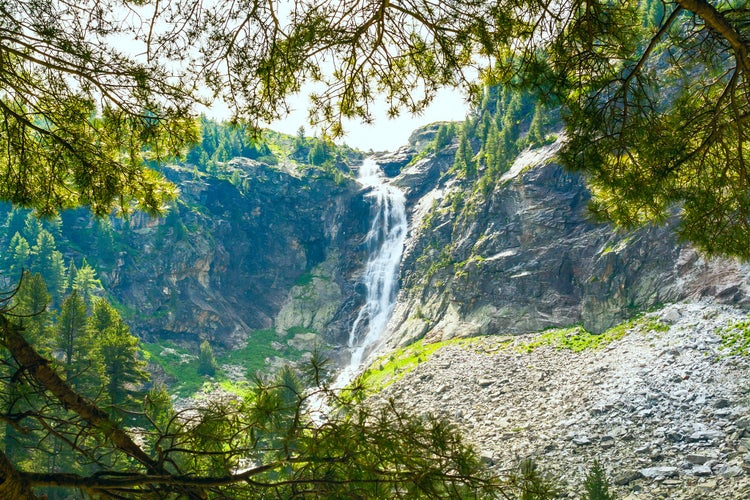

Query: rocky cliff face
left=54, top=124, right=750, bottom=359
left=73, top=159, right=370, bottom=347
left=380, top=136, right=750, bottom=349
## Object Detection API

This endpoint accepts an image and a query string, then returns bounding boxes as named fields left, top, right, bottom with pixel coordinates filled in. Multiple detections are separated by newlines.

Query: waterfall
left=335, top=158, right=407, bottom=386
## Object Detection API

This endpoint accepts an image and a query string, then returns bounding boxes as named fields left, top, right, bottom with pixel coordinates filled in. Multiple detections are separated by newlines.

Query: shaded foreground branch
left=0, top=446, right=37, bottom=499
left=0, top=314, right=157, bottom=471
left=0, top=309, right=500, bottom=498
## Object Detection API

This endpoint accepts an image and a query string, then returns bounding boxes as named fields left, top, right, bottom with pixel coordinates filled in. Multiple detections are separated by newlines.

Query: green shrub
left=198, top=339, right=218, bottom=377
left=582, top=460, right=615, bottom=500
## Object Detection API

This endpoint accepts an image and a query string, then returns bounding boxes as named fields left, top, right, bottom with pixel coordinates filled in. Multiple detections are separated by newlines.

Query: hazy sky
left=268, top=87, right=471, bottom=152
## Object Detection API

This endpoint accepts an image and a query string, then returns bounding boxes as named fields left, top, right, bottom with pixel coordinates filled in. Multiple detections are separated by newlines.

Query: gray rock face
left=386, top=140, right=750, bottom=347
left=86, top=161, right=370, bottom=347
left=371, top=147, right=415, bottom=177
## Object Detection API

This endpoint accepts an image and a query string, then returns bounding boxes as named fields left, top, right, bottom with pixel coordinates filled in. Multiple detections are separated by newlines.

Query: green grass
left=515, top=326, right=614, bottom=353
left=142, top=341, right=205, bottom=397
left=359, top=337, right=478, bottom=393
left=217, top=379, right=254, bottom=399
left=515, top=316, right=669, bottom=354
left=143, top=329, right=310, bottom=398
left=718, top=319, right=750, bottom=356
left=218, top=328, right=304, bottom=377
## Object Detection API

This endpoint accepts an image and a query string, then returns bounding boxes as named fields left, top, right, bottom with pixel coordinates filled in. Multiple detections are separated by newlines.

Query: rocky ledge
left=369, top=302, right=750, bottom=498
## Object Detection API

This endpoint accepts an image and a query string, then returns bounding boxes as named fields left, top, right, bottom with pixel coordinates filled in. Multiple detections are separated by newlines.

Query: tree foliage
left=0, top=0, right=198, bottom=216
left=489, top=0, right=750, bottom=257
left=0, top=295, right=500, bottom=498
left=582, top=460, right=615, bottom=500
left=2, top=0, right=749, bottom=254
left=197, top=339, right=218, bottom=377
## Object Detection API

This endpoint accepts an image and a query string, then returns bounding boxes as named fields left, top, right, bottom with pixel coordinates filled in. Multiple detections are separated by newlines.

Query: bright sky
left=114, top=2, right=474, bottom=153
left=267, top=88, right=471, bottom=152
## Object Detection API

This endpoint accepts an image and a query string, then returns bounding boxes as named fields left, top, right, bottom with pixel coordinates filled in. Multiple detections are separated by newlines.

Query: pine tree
left=31, top=230, right=66, bottom=303
left=56, top=291, right=105, bottom=395
left=7, top=233, right=31, bottom=278
left=483, top=120, right=501, bottom=177
left=65, top=258, right=78, bottom=295
left=582, top=460, right=615, bottom=500
left=22, top=213, right=42, bottom=243
left=3, top=210, right=26, bottom=248
left=70, top=259, right=102, bottom=305
left=93, top=303, right=149, bottom=406
left=145, top=383, right=175, bottom=431
left=527, top=102, right=547, bottom=147
left=12, top=272, right=51, bottom=346
left=307, top=140, right=329, bottom=166
left=433, top=123, right=454, bottom=150
left=293, top=126, right=307, bottom=158
left=454, top=127, right=477, bottom=179
left=198, top=339, right=218, bottom=377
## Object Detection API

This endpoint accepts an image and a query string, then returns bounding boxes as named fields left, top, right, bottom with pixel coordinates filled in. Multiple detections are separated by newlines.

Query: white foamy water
left=334, top=158, right=407, bottom=387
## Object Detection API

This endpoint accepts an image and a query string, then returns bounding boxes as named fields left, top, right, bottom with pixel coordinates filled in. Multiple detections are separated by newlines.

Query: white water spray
left=335, top=158, right=407, bottom=386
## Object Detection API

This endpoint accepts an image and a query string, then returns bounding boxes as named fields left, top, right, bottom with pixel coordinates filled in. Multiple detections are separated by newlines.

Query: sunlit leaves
left=0, top=1, right=198, bottom=215
left=507, top=0, right=750, bottom=258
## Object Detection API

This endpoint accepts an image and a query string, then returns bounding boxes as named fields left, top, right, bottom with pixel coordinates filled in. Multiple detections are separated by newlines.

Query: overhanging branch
left=677, top=0, right=750, bottom=72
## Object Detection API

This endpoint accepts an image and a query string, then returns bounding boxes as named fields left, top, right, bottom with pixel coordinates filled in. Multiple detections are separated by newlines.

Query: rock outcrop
left=70, top=160, right=371, bottom=347
left=384, top=139, right=750, bottom=348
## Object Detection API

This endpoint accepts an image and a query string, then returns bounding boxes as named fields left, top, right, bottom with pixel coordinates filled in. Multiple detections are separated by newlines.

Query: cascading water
left=334, top=158, right=407, bottom=386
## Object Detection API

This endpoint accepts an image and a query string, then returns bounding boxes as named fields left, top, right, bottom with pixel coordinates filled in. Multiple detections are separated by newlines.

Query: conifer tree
left=527, top=103, right=547, bottom=147
left=433, top=123, right=455, bottom=150
left=22, top=215, right=42, bottom=244
left=2, top=210, right=26, bottom=247
left=70, top=260, right=103, bottom=306
left=31, top=230, right=66, bottom=303
left=97, top=313, right=149, bottom=407
left=65, top=259, right=78, bottom=296
left=198, top=339, right=218, bottom=377
left=56, top=291, right=105, bottom=395
left=12, top=273, right=51, bottom=346
left=7, top=233, right=31, bottom=279
left=455, top=126, right=477, bottom=179
left=483, top=120, right=501, bottom=177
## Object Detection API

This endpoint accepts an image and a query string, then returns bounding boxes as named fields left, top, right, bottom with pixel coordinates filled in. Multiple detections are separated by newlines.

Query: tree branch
left=0, top=448, right=38, bottom=499
left=677, top=0, right=750, bottom=72
left=0, top=314, right=158, bottom=472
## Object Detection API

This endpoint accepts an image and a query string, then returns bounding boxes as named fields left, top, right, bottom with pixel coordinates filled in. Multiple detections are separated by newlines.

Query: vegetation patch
left=516, top=316, right=669, bottom=354
left=218, top=329, right=305, bottom=378
left=142, top=341, right=205, bottom=397
left=294, top=272, right=315, bottom=287
left=360, top=315, right=670, bottom=394
left=718, top=319, right=750, bottom=356
left=144, top=329, right=310, bottom=397
left=359, top=337, right=479, bottom=393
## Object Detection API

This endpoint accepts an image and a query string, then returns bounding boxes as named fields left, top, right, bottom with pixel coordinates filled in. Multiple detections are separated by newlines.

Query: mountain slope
left=379, top=133, right=750, bottom=352
left=369, top=302, right=750, bottom=498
